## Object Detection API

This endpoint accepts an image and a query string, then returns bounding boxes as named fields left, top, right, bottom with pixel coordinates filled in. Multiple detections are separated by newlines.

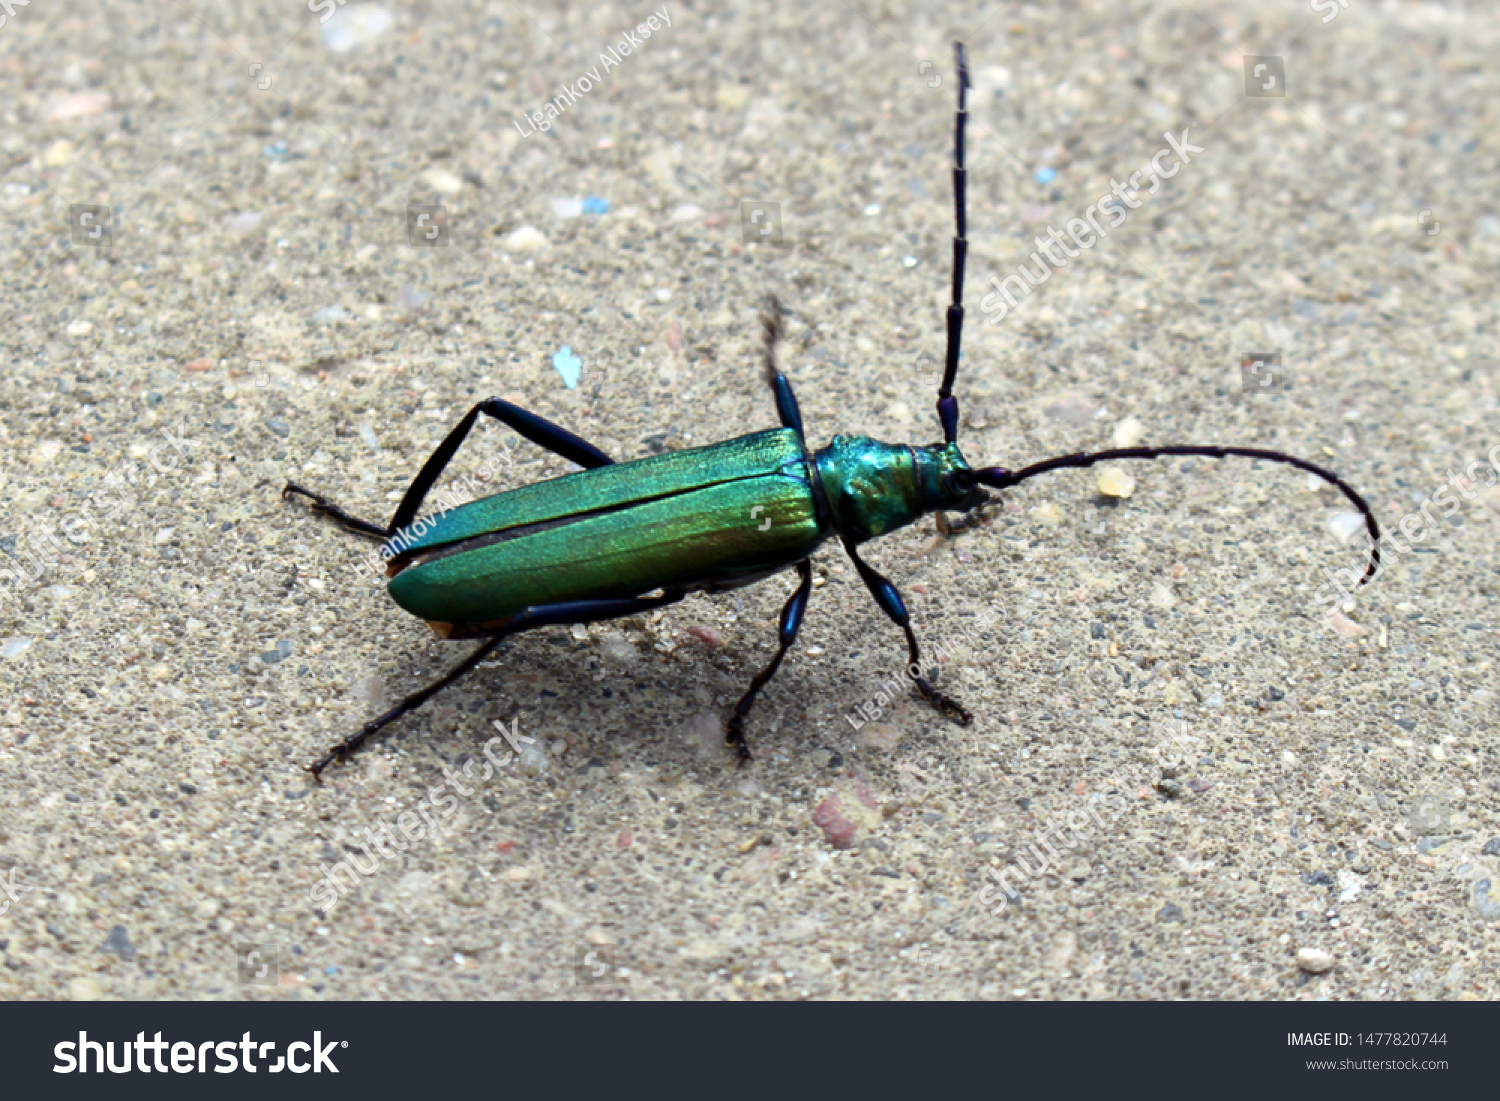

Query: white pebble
left=1327, top=609, right=1368, bottom=638
left=1296, top=947, right=1335, bottom=974
left=502, top=225, right=548, bottom=251
left=424, top=170, right=464, bottom=195
left=1328, top=511, right=1364, bottom=543
left=320, top=5, right=392, bottom=52
left=1112, top=416, right=1144, bottom=448
left=1097, top=467, right=1135, bottom=498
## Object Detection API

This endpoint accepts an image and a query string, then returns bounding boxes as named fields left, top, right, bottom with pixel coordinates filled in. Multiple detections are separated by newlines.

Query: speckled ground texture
left=0, top=0, right=1496, bottom=1002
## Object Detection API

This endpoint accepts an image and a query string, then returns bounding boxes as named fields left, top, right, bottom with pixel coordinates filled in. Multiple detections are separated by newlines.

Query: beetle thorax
left=813, top=435, right=980, bottom=541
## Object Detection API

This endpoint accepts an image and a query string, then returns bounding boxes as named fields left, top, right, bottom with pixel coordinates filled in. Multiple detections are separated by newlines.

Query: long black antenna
left=975, top=445, right=1383, bottom=585
left=937, top=41, right=969, bottom=445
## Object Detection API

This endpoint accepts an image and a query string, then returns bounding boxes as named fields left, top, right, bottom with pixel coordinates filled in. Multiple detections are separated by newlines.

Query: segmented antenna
left=937, top=41, right=969, bottom=445
left=975, top=445, right=1384, bottom=585
left=762, top=293, right=805, bottom=439
left=761, top=293, right=784, bottom=385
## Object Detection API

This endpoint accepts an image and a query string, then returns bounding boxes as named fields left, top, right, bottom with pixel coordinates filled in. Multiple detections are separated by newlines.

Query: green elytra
left=284, top=43, right=1381, bottom=778
left=384, top=431, right=985, bottom=629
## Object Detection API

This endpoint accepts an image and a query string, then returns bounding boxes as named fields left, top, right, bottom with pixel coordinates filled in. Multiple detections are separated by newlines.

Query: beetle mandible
left=284, top=43, right=1381, bottom=778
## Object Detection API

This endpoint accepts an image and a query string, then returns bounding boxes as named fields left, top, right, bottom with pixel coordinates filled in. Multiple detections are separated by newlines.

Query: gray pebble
left=100, top=924, right=136, bottom=961
left=1474, top=880, right=1500, bottom=922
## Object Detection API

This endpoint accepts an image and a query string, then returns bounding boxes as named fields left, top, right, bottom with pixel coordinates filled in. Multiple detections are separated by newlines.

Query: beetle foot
left=914, top=677, right=974, bottom=726
left=933, top=693, right=974, bottom=726
left=308, top=741, right=353, bottom=782
left=725, top=716, right=756, bottom=765
left=936, top=495, right=1001, bottom=536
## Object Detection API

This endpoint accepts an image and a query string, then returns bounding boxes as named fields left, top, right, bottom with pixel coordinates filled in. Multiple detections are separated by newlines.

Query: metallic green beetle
left=285, top=43, right=1381, bottom=778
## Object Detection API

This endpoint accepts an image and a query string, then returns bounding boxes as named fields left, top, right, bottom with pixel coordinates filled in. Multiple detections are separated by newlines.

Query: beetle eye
left=947, top=469, right=974, bottom=495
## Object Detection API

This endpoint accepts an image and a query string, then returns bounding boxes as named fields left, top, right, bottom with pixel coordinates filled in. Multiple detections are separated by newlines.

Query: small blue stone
left=582, top=196, right=609, bottom=215
left=553, top=346, right=583, bottom=389
left=1035, top=166, right=1056, bottom=185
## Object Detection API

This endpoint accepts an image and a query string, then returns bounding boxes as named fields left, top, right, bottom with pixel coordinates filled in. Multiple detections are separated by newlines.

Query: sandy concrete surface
left=0, top=0, right=1495, bottom=1001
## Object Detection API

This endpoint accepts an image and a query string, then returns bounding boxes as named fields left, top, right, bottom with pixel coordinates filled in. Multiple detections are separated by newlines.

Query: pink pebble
left=686, top=625, right=723, bottom=649
left=812, top=796, right=857, bottom=849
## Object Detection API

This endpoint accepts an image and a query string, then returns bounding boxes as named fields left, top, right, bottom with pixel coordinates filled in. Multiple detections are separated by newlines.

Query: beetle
left=284, top=42, right=1381, bottom=779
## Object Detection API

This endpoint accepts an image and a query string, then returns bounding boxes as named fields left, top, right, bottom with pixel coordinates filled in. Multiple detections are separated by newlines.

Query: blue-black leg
left=762, top=295, right=805, bottom=441
left=284, top=398, right=614, bottom=543
left=389, top=398, right=614, bottom=533
left=726, top=559, right=813, bottom=763
left=841, top=539, right=973, bottom=725
left=282, top=483, right=392, bottom=540
left=309, top=589, right=685, bottom=778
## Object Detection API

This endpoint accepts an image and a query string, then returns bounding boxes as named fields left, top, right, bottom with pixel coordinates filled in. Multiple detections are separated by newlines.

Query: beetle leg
left=282, top=483, right=392, bottom=540
left=308, top=590, right=686, bottom=779
left=726, top=559, right=813, bottom=764
left=841, top=540, right=973, bottom=726
left=935, top=492, right=1000, bottom=537
left=388, top=399, right=615, bottom=534
left=310, top=634, right=509, bottom=779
